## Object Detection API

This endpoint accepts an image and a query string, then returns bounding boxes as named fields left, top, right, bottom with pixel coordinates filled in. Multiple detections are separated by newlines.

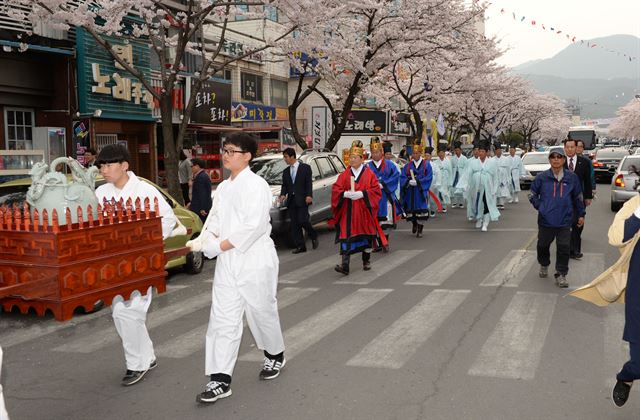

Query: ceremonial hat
left=412, top=139, right=424, bottom=154
left=477, top=141, right=491, bottom=151
left=424, top=146, right=434, bottom=155
left=438, top=140, right=448, bottom=152
left=342, top=148, right=351, bottom=163
left=370, top=136, right=383, bottom=153
left=453, top=141, right=462, bottom=149
left=349, top=140, right=365, bottom=157
left=382, top=141, right=393, bottom=153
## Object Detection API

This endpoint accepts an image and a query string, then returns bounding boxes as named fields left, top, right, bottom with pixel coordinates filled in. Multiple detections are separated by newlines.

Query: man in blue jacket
left=529, top=148, right=586, bottom=288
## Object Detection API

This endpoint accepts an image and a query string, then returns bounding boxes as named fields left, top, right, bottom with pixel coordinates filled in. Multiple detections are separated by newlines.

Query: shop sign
left=221, top=40, right=264, bottom=64
left=76, top=28, right=154, bottom=121
left=189, top=78, right=232, bottom=125
left=276, top=108, right=289, bottom=121
left=312, top=106, right=330, bottom=149
left=232, top=102, right=276, bottom=122
left=389, top=112, right=412, bottom=136
left=337, top=110, right=387, bottom=135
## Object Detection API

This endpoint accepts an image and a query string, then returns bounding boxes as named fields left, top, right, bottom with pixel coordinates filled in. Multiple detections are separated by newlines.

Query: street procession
left=1, top=0, right=640, bottom=419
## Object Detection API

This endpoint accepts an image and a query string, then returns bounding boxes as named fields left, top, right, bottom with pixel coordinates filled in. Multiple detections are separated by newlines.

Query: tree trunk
left=288, top=103, right=308, bottom=150
left=324, top=73, right=363, bottom=151
left=160, top=96, right=182, bottom=204
left=411, top=108, right=423, bottom=144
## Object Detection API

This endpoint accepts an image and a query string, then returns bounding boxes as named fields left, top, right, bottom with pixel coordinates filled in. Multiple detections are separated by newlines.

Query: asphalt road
left=1, top=184, right=636, bottom=420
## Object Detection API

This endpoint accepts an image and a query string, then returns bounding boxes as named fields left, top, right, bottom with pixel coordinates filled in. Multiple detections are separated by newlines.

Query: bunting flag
left=492, top=4, right=639, bottom=62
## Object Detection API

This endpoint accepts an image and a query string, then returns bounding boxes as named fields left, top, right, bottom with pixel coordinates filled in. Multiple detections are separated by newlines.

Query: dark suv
left=250, top=151, right=346, bottom=234
left=593, top=147, right=631, bottom=183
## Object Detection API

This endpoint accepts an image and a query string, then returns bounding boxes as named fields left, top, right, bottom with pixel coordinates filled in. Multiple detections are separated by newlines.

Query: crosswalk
left=0, top=247, right=622, bottom=386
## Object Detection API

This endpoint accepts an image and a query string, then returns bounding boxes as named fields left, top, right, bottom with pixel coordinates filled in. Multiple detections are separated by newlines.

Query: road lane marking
left=239, top=288, right=392, bottom=362
left=479, top=250, right=536, bottom=287
left=468, top=291, right=557, bottom=380
left=278, top=255, right=338, bottom=284
left=0, top=284, right=188, bottom=348
left=334, top=250, right=423, bottom=285
left=156, top=287, right=320, bottom=359
left=405, top=250, right=480, bottom=286
left=346, top=289, right=470, bottom=369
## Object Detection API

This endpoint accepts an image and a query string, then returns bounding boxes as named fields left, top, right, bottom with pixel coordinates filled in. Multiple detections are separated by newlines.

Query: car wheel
left=185, top=248, right=204, bottom=274
left=611, top=200, right=622, bottom=212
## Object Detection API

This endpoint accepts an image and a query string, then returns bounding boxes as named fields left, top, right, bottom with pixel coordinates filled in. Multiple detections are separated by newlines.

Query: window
left=235, top=5, right=248, bottom=21
left=4, top=108, right=34, bottom=150
left=330, top=155, right=346, bottom=172
left=264, top=5, right=278, bottom=22
left=241, top=72, right=263, bottom=102
left=309, top=159, right=321, bottom=180
left=270, top=79, right=288, bottom=108
left=316, top=157, right=336, bottom=178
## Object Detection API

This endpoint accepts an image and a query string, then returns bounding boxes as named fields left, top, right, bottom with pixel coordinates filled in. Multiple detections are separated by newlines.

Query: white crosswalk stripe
left=334, top=250, right=423, bottom=285
left=156, top=287, right=320, bottom=359
left=479, top=250, right=537, bottom=287
left=0, top=284, right=188, bottom=349
left=346, top=289, right=470, bottom=369
left=52, top=288, right=212, bottom=354
left=278, top=255, right=337, bottom=284
left=468, top=291, right=557, bottom=380
left=239, top=288, right=392, bottom=362
left=405, top=250, right=480, bottom=286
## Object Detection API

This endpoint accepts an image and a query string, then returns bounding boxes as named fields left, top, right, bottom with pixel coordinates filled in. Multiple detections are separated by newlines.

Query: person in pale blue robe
left=507, top=145, right=526, bottom=203
left=492, top=146, right=512, bottom=210
left=450, top=142, right=468, bottom=209
left=431, top=146, right=453, bottom=213
left=458, top=142, right=500, bottom=231
left=425, top=147, right=441, bottom=217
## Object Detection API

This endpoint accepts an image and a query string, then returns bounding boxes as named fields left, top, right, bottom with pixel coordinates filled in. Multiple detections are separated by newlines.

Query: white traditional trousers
left=205, top=248, right=285, bottom=376
left=0, top=346, right=8, bottom=420
left=111, top=287, right=156, bottom=371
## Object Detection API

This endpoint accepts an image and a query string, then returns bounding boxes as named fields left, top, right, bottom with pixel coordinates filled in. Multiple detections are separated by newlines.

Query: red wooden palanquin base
left=0, top=200, right=167, bottom=321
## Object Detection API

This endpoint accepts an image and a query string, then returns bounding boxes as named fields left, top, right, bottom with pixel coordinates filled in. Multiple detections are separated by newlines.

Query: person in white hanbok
left=450, top=142, right=468, bottom=209
left=458, top=142, right=500, bottom=231
left=507, top=145, right=526, bottom=203
left=187, top=133, right=286, bottom=404
left=425, top=147, right=441, bottom=217
left=492, top=146, right=512, bottom=210
left=431, top=146, right=453, bottom=212
left=95, top=144, right=184, bottom=387
left=0, top=346, right=8, bottom=420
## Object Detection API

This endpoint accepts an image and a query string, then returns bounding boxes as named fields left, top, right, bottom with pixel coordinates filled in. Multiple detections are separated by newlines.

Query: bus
left=567, top=126, right=597, bottom=150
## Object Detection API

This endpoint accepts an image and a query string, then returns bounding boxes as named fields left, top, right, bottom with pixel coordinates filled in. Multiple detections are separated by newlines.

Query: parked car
left=610, top=155, right=640, bottom=211
left=250, top=150, right=346, bottom=235
left=520, top=151, right=550, bottom=190
left=0, top=176, right=205, bottom=274
left=593, top=147, right=631, bottom=183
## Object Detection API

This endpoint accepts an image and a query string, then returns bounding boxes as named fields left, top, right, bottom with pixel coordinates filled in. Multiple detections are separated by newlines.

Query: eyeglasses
left=222, top=148, right=249, bottom=156
left=549, top=154, right=564, bottom=160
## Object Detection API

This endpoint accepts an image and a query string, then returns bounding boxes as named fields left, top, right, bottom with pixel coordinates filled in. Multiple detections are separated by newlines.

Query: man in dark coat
left=563, top=138, right=594, bottom=260
left=189, top=158, right=212, bottom=223
left=279, top=148, right=319, bottom=253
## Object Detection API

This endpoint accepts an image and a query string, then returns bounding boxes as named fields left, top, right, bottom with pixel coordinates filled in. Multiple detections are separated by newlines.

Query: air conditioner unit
left=32, top=21, right=67, bottom=40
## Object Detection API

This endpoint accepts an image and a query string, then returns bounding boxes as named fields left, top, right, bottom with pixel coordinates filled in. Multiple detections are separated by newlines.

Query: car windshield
left=523, top=154, right=549, bottom=165
left=250, top=158, right=287, bottom=185
left=596, top=149, right=629, bottom=159
left=621, top=157, right=640, bottom=171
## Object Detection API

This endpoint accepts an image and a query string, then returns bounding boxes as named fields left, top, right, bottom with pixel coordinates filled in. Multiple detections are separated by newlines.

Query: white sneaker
left=481, top=215, right=490, bottom=232
left=475, top=218, right=482, bottom=228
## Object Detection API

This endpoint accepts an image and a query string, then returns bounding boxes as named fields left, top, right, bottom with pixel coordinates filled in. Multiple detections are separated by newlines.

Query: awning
left=0, top=40, right=74, bottom=56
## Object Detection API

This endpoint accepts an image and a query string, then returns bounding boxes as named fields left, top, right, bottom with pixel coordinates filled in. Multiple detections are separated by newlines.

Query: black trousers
left=289, top=202, right=317, bottom=248
left=570, top=212, right=583, bottom=255
left=180, top=183, right=190, bottom=205
left=537, top=226, right=571, bottom=275
left=618, top=341, right=640, bottom=382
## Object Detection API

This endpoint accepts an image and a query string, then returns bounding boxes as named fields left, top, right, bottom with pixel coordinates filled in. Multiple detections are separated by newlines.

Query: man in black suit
left=279, top=148, right=319, bottom=253
left=564, top=138, right=594, bottom=259
left=189, top=158, right=212, bottom=223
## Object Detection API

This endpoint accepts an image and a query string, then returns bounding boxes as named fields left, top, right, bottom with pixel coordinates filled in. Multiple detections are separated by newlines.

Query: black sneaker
left=196, top=381, right=232, bottom=404
left=613, top=380, right=632, bottom=408
left=259, top=357, right=286, bottom=380
left=121, top=360, right=157, bottom=386
left=570, top=253, right=584, bottom=260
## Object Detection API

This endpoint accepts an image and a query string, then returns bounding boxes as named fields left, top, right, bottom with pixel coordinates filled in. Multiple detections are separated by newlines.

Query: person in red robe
left=329, top=140, right=383, bottom=275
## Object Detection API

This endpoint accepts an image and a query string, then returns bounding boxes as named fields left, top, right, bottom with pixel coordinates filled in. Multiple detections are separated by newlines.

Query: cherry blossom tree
left=277, top=0, right=484, bottom=151
left=510, top=92, right=569, bottom=151
left=609, top=98, right=640, bottom=140
left=3, top=0, right=293, bottom=202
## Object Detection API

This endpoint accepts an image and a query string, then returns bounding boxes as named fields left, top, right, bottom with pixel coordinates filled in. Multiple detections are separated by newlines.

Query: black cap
left=425, top=146, right=434, bottom=154
left=453, top=141, right=462, bottom=149
left=382, top=142, right=392, bottom=153
left=477, top=141, right=491, bottom=151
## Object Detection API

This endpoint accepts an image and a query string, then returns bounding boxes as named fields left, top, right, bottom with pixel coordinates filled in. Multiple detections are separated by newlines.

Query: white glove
left=409, top=179, right=418, bottom=187
left=343, top=191, right=354, bottom=199
left=186, top=231, right=222, bottom=259
left=349, top=191, right=364, bottom=200
left=185, top=238, right=202, bottom=252
left=634, top=206, right=640, bottom=219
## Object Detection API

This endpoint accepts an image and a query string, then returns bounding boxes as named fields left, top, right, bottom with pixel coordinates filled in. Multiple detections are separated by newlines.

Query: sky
left=482, top=0, right=640, bottom=67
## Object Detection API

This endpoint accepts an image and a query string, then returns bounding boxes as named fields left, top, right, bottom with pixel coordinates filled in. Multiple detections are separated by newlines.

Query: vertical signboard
left=312, top=106, right=330, bottom=150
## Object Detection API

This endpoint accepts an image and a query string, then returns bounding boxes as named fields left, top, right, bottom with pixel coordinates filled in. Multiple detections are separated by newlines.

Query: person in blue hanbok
left=492, top=145, right=512, bottom=210
left=450, top=141, right=468, bottom=209
left=431, top=143, right=453, bottom=213
left=400, top=141, right=433, bottom=238
left=458, top=142, right=500, bottom=232
left=367, top=137, right=401, bottom=251
left=507, top=145, right=526, bottom=203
